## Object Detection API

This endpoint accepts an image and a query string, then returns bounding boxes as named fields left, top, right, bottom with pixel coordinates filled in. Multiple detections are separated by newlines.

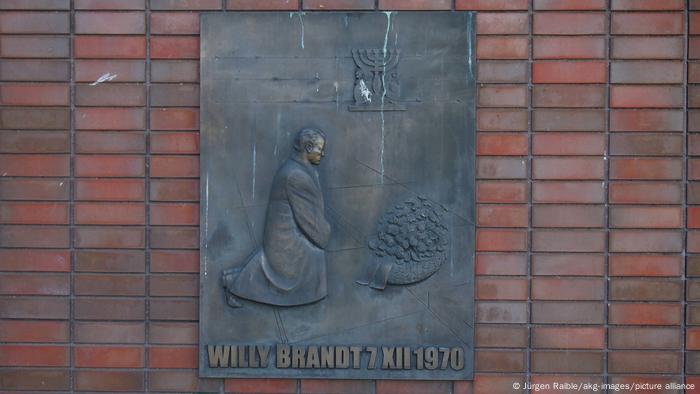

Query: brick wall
left=0, top=0, right=697, bottom=393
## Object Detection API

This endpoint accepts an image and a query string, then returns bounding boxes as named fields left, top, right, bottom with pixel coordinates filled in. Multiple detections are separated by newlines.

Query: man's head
left=294, top=128, right=326, bottom=166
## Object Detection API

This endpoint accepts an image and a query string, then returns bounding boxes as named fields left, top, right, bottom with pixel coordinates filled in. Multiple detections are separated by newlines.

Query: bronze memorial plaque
left=199, top=12, right=476, bottom=380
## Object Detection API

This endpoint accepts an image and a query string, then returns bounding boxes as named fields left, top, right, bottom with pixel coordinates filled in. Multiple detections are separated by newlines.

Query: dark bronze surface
left=200, top=11, right=476, bottom=380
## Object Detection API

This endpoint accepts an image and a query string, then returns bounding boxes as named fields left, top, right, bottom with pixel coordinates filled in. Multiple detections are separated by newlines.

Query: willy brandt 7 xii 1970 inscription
left=199, top=12, right=476, bottom=380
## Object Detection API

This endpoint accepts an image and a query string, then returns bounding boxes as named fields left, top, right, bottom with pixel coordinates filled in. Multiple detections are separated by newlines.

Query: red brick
left=149, top=322, right=197, bottom=344
left=477, top=37, right=528, bottom=60
left=692, top=159, right=700, bottom=180
left=476, top=278, right=528, bottom=300
left=690, top=87, right=700, bottom=108
left=76, top=0, right=145, bottom=9
left=150, top=203, right=199, bottom=225
left=0, top=321, right=68, bottom=343
left=0, top=369, right=69, bottom=391
left=473, top=375, right=525, bottom=394
left=75, top=155, right=145, bottom=177
left=149, top=298, right=198, bottom=320
left=533, top=230, right=605, bottom=252
left=611, top=61, right=683, bottom=84
left=476, top=253, right=527, bottom=276
left=151, top=83, right=199, bottom=107
left=225, top=378, right=297, bottom=393
left=75, top=59, right=145, bottom=82
left=476, top=181, right=528, bottom=203
left=534, top=12, right=605, bottom=35
left=75, top=322, right=144, bottom=343
left=691, top=133, right=700, bottom=153
left=0, top=345, right=68, bottom=367
left=147, top=346, right=197, bottom=368
left=76, top=132, right=145, bottom=154
left=690, top=62, right=700, bottom=83
left=75, top=84, right=146, bottom=106
left=476, top=229, right=527, bottom=251
left=0, top=59, right=70, bottom=81
left=610, top=158, right=682, bottom=180
left=0, top=250, right=70, bottom=272
left=610, top=207, right=682, bottom=229
left=689, top=231, right=700, bottom=253
left=0, top=274, right=69, bottom=296
left=150, top=156, right=199, bottom=178
left=76, top=12, right=145, bottom=34
left=534, top=0, right=605, bottom=9
left=75, top=203, right=145, bottom=225
left=532, top=327, right=605, bottom=349
left=476, top=325, right=528, bottom=348
left=477, top=109, right=528, bottom=131
left=0, top=131, right=69, bottom=154
left=477, top=302, right=527, bottom=323
left=150, top=179, right=199, bottom=201
left=0, top=226, right=69, bottom=248
left=533, top=133, right=604, bottom=155
left=151, top=108, right=198, bottom=130
left=476, top=13, right=528, bottom=35
left=610, top=133, right=683, bottom=156
left=378, top=380, right=452, bottom=394
left=151, top=12, right=199, bottom=34
left=533, top=61, right=606, bottom=84
left=478, top=85, right=528, bottom=108
left=609, top=255, right=682, bottom=277
left=150, top=226, right=199, bottom=249
left=610, top=230, right=683, bottom=252
left=477, top=61, right=528, bottom=83
left=693, top=12, right=700, bottom=34
left=0, top=107, right=69, bottom=129
left=0, top=202, right=68, bottom=225
left=0, top=0, right=69, bottom=9
left=477, top=133, right=527, bottom=156
left=612, top=37, right=684, bottom=60
left=477, top=204, right=528, bottom=227
left=609, top=351, right=681, bottom=374
left=227, top=0, right=299, bottom=9
left=612, top=12, right=684, bottom=35
left=532, top=278, right=603, bottom=301
left=378, top=0, right=450, bottom=10
left=613, top=0, right=684, bottom=10
left=0, top=36, right=69, bottom=58
left=151, top=132, right=199, bottom=154
left=457, top=0, right=528, bottom=10
left=151, top=60, right=199, bottom=82
left=75, top=371, right=144, bottom=391
left=75, top=298, right=145, bottom=320
left=75, top=226, right=146, bottom=249
left=75, top=179, right=144, bottom=202
left=532, top=85, right=605, bottom=108
left=475, top=350, right=526, bottom=373
left=0, top=12, right=69, bottom=34
left=533, top=37, right=606, bottom=59
left=0, top=179, right=68, bottom=201
left=303, top=0, right=375, bottom=10
left=610, top=278, right=682, bottom=301
left=0, top=297, right=69, bottom=319
left=75, top=250, right=145, bottom=273
left=690, top=207, right=700, bottom=229
left=531, top=351, right=603, bottom=373
left=611, top=86, right=683, bottom=108
left=611, top=327, right=680, bottom=349
left=532, top=205, right=604, bottom=228
left=532, top=302, right=604, bottom=324
left=150, top=275, right=197, bottom=296
left=689, top=329, right=700, bottom=349
left=532, top=253, right=605, bottom=276
left=609, top=182, right=681, bottom=204
left=74, top=36, right=146, bottom=59
left=303, top=379, right=375, bottom=394
left=533, top=181, right=605, bottom=203
left=151, top=0, right=221, bottom=9
left=151, top=36, right=199, bottom=59
left=533, top=158, right=604, bottom=180
left=0, top=83, right=68, bottom=106
left=76, top=107, right=145, bottom=130
left=151, top=250, right=199, bottom=273
left=75, top=346, right=144, bottom=368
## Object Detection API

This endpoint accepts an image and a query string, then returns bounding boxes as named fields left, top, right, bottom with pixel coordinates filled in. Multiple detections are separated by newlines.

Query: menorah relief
left=349, top=48, right=407, bottom=112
